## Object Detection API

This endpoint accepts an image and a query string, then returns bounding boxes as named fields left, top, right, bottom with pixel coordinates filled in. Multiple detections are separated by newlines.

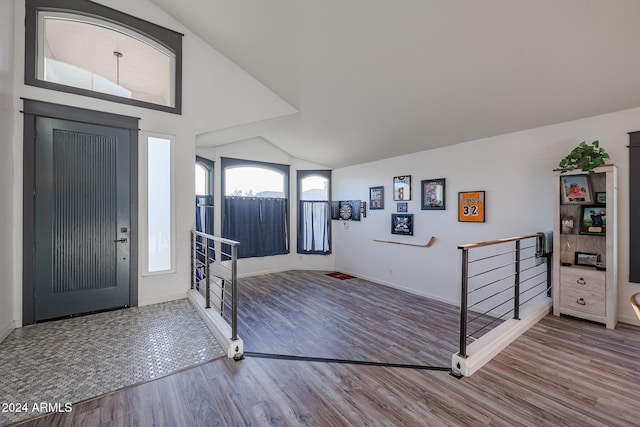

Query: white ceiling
left=151, top=0, right=640, bottom=168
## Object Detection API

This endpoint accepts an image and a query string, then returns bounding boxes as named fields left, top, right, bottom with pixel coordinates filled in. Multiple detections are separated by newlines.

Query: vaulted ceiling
left=152, top=0, right=640, bottom=168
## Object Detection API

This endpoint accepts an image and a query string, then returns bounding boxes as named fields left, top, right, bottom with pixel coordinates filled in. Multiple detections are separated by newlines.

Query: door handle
left=114, top=238, right=128, bottom=243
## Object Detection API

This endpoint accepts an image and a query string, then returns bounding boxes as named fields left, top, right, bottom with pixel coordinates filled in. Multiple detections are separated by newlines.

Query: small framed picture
left=393, top=176, right=411, bottom=201
left=560, top=175, right=593, bottom=204
left=391, top=213, right=413, bottom=235
left=458, top=191, right=485, bottom=222
left=595, top=192, right=606, bottom=204
left=397, top=202, right=408, bottom=212
left=579, top=205, right=606, bottom=235
left=561, top=216, right=574, bottom=234
left=369, top=186, right=384, bottom=210
left=575, top=251, right=600, bottom=267
left=421, top=178, right=445, bottom=210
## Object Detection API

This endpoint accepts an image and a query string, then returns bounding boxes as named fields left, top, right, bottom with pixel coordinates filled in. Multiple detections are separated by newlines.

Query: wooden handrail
left=457, top=233, right=541, bottom=250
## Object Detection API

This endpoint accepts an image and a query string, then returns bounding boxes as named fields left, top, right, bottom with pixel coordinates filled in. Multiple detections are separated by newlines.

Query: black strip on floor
left=243, top=351, right=451, bottom=371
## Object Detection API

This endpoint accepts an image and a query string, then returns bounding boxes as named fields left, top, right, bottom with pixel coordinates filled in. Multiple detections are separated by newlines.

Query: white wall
left=0, top=0, right=16, bottom=339
left=9, top=0, right=297, bottom=326
left=333, top=107, right=640, bottom=326
left=197, top=138, right=335, bottom=277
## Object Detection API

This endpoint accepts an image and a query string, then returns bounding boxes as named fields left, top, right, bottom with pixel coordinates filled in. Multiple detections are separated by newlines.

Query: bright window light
left=147, top=136, right=173, bottom=273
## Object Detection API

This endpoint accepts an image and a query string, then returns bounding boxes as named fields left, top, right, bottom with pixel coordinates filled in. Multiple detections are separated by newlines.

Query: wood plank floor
left=13, top=270, right=640, bottom=426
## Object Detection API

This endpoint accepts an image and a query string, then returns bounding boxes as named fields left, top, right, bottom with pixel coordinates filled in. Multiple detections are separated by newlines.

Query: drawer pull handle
left=576, top=278, right=586, bottom=285
left=576, top=298, right=586, bottom=305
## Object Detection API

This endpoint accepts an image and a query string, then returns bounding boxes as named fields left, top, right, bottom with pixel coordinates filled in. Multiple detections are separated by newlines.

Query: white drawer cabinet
left=559, top=267, right=605, bottom=317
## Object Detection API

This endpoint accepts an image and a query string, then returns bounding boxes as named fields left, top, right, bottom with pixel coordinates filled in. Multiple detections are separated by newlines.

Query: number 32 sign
left=458, top=191, right=485, bottom=222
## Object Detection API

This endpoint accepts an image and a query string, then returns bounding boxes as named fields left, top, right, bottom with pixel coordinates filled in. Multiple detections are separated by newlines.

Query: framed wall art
left=579, top=205, right=605, bottom=235
left=560, top=174, right=593, bottom=204
left=393, top=176, right=411, bottom=201
left=595, top=192, right=606, bottom=204
left=391, top=213, right=413, bottom=235
left=421, top=178, right=445, bottom=210
left=369, top=186, right=384, bottom=209
left=458, top=191, right=485, bottom=222
left=575, top=251, right=600, bottom=267
left=397, top=202, right=408, bottom=212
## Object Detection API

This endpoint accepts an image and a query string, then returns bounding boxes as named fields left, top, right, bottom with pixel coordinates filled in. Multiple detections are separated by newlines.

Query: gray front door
left=34, top=117, right=131, bottom=321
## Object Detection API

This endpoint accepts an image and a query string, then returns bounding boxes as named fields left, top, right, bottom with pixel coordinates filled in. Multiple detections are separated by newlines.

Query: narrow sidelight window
left=144, top=134, right=175, bottom=274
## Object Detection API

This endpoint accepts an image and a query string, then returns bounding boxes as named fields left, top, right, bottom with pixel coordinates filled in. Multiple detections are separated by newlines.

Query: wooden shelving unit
left=552, top=164, right=617, bottom=329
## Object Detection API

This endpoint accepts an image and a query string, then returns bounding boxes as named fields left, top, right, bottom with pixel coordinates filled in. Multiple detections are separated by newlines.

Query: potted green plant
left=558, top=140, right=610, bottom=173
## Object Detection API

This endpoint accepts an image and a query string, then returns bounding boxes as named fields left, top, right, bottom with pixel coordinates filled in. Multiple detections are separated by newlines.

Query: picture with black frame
left=579, top=205, right=606, bottom=235
left=421, top=178, right=445, bottom=210
left=391, top=213, right=413, bottom=235
left=369, top=186, right=384, bottom=209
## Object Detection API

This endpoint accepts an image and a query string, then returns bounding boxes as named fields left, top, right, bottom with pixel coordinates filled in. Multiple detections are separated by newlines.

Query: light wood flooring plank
left=11, top=270, right=640, bottom=427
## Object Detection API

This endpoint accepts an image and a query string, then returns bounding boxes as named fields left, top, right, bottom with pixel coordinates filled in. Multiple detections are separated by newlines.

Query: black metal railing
left=190, top=230, right=240, bottom=341
left=457, top=233, right=551, bottom=358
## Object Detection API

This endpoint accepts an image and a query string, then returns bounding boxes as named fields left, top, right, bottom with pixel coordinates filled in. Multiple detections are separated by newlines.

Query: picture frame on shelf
left=421, top=178, right=445, bottom=210
left=561, top=216, right=574, bottom=234
left=575, top=251, right=600, bottom=267
left=595, top=191, right=606, bottom=204
left=393, top=176, right=411, bottom=201
left=579, top=205, right=606, bottom=235
left=458, top=191, right=485, bottom=222
left=397, top=202, right=408, bottom=212
left=391, top=213, right=413, bottom=235
left=369, top=186, right=384, bottom=210
left=560, top=174, right=593, bottom=204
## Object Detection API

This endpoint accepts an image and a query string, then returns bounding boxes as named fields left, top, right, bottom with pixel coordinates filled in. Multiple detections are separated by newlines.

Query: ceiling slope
left=152, top=0, right=640, bottom=168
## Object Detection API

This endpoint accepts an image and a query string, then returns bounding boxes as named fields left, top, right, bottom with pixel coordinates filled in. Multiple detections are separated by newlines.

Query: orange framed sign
left=458, top=191, right=485, bottom=222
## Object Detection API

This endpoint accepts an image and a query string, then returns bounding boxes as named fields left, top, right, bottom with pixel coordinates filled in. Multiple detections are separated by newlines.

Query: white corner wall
left=10, top=0, right=298, bottom=325
left=1, top=0, right=16, bottom=340
left=333, top=107, right=640, bottom=326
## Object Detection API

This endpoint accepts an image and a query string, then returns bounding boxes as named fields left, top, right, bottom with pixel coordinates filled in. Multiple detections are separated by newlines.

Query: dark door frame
left=22, top=98, right=139, bottom=325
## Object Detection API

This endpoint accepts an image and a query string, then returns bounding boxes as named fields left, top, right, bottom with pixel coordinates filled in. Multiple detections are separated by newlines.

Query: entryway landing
left=0, top=299, right=225, bottom=426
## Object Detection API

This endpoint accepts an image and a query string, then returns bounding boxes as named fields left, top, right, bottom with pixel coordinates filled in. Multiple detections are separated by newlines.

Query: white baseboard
left=187, top=289, right=243, bottom=360
left=0, top=320, right=15, bottom=344
left=337, top=269, right=460, bottom=307
left=617, top=313, right=640, bottom=327
left=452, top=299, right=552, bottom=377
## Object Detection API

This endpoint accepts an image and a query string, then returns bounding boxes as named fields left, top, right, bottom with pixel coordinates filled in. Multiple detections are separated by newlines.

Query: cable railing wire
left=457, top=232, right=552, bottom=359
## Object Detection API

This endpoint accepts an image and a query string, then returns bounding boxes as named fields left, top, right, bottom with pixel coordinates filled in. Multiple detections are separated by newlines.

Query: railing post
left=190, top=231, right=195, bottom=290
left=205, top=240, right=211, bottom=309
left=231, top=244, right=238, bottom=341
left=514, top=240, right=521, bottom=320
left=546, top=254, right=552, bottom=297
left=458, top=248, right=469, bottom=358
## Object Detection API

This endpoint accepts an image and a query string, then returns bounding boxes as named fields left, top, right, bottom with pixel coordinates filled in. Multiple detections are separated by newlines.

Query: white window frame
left=140, top=131, right=176, bottom=275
